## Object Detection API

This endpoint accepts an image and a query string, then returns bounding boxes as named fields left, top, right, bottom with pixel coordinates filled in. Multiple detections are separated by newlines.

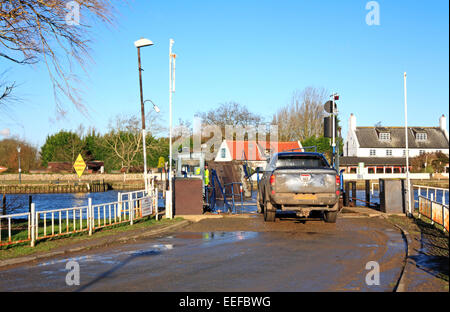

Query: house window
left=416, top=133, right=427, bottom=141
left=221, top=148, right=226, bottom=158
left=379, top=132, right=390, bottom=141
left=419, top=150, right=425, bottom=155
left=403, top=150, right=406, bottom=156
left=370, top=149, right=376, bottom=156
left=386, top=150, right=392, bottom=156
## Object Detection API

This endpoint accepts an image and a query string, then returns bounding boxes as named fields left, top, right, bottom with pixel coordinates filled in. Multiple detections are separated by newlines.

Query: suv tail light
left=270, top=174, right=276, bottom=194
left=336, top=175, right=340, bottom=196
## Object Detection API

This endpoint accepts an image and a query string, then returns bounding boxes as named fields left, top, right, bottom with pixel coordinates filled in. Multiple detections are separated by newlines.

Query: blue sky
left=1, top=0, right=449, bottom=147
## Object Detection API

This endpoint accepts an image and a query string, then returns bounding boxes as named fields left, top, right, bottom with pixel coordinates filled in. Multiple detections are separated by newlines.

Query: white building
left=340, top=114, right=449, bottom=178
left=344, top=114, right=449, bottom=159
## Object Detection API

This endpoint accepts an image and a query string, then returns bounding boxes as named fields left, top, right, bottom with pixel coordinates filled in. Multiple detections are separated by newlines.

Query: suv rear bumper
left=269, top=193, right=338, bottom=210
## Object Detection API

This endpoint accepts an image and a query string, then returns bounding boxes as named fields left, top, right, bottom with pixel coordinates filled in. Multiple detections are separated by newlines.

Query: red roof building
left=215, top=140, right=303, bottom=163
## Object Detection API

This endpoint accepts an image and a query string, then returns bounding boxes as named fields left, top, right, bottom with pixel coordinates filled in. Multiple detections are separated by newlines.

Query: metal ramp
left=205, top=169, right=257, bottom=214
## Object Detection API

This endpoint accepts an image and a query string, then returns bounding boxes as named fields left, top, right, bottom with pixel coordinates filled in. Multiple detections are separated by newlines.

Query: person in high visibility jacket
left=204, top=163, right=210, bottom=186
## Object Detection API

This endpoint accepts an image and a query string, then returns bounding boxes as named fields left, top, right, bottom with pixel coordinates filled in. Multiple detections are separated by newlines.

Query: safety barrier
left=0, top=189, right=157, bottom=248
left=414, top=185, right=448, bottom=208
left=0, top=212, right=31, bottom=247
left=418, top=195, right=449, bottom=232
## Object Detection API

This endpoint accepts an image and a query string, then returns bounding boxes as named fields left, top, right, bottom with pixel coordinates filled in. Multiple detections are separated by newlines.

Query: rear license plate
left=294, top=194, right=317, bottom=200
left=300, top=174, right=311, bottom=183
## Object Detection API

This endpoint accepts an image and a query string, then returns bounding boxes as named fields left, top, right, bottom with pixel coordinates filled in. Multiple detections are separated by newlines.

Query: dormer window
left=376, top=127, right=391, bottom=141
left=416, top=132, right=427, bottom=141
left=379, top=132, right=390, bottom=141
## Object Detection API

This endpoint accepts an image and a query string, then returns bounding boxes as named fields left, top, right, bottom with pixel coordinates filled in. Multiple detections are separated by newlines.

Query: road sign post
left=73, top=154, right=86, bottom=178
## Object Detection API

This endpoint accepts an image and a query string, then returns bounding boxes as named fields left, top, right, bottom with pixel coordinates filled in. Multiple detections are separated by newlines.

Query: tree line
left=0, top=114, right=169, bottom=173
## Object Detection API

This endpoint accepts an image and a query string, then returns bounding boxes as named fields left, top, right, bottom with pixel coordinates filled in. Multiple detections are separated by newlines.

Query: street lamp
left=134, top=38, right=154, bottom=194
left=144, top=99, right=160, bottom=113
left=17, top=145, right=21, bottom=184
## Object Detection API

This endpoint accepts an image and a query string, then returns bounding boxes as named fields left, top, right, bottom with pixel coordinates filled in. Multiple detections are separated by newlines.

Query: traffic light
left=324, top=116, right=337, bottom=138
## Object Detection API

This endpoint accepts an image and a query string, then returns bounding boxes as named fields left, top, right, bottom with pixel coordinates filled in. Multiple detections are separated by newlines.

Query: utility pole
left=404, top=72, right=412, bottom=217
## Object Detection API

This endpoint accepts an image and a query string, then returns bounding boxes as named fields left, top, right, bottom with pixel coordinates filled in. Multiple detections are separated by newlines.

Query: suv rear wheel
left=257, top=192, right=264, bottom=214
left=264, top=200, right=276, bottom=222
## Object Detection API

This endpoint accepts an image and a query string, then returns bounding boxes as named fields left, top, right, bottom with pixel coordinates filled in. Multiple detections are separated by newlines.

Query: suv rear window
left=276, top=155, right=329, bottom=169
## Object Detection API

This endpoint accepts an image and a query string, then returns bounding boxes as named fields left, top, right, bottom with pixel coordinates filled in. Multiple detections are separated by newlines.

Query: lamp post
left=134, top=38, right=154, bottom=194
left=17, top=145, right=21, bottom=184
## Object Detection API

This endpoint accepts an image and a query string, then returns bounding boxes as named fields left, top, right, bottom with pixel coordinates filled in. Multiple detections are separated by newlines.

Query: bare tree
left=197, top=102, right=263, bottom=129
left=196, top=101, right=263, bottom=141
left=103, top=115, right=143, bottom=173
left=273, top=87, right=328, bottom=141
left=0, top=0, right=116, bottom=115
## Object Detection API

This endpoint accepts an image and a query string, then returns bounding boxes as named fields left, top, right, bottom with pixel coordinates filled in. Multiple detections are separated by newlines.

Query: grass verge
left=0, top=217, right=184, bottom=261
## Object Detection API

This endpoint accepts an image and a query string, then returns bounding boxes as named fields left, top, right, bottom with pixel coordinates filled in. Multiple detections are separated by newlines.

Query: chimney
left=349, top=113, right=357, bottom=132
left=439, top=115, right=446, bottom=132
left=440, top=114, right=449, bottom=141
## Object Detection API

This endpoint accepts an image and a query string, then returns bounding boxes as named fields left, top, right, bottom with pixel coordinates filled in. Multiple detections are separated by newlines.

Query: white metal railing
left=418, top=195, right=449, bottom=232
left=414, top=185, right=449, bottom=208
left=1, top=188, right=158, bottom=248
left=119, top=190, right=146, bottom=202
left=35, top=205, right=89, bottom=240
left=0, top=212, right=31, bottom=246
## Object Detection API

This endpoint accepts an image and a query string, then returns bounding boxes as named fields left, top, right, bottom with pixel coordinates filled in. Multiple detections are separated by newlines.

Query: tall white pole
left=404, top=72, right=412, bottom=217
left=167, top=39, right=174, bottom=219
left=143, top=129, right=148, bottom=194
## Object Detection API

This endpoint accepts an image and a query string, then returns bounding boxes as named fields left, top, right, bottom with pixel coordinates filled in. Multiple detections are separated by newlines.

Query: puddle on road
left=38, top=244, right=174, bottom=270
left=357, top=244, right=379, bottom=248
left=174, top=231, right=258, bottom=247
left=123, top=244, right=173, bottom=257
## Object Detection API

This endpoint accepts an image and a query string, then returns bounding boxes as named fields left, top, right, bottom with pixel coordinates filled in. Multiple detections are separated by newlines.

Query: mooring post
left=344, top=182, right=349, bottom=207
left=365, top=180, right=370, bottom=207
left=1, top=194, right=5, bottom=230
left=351, top=182, right=357, bottom=207
left=28, top=195, right=32, bottom=213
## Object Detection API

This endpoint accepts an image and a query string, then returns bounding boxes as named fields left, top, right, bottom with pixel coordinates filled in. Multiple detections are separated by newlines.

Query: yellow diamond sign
left=73, top=154, right=86, bottom=178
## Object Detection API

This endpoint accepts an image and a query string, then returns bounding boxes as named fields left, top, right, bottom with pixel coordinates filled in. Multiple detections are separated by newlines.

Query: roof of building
left=225, top=140, right=301, bottom=161
left=354, top=127, right=448, bottom=149
left=340, top=156, right=407, bottom=166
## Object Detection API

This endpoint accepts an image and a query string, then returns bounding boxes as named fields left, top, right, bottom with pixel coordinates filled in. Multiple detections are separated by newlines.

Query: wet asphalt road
left=0, top=215, right=406, bottom=292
